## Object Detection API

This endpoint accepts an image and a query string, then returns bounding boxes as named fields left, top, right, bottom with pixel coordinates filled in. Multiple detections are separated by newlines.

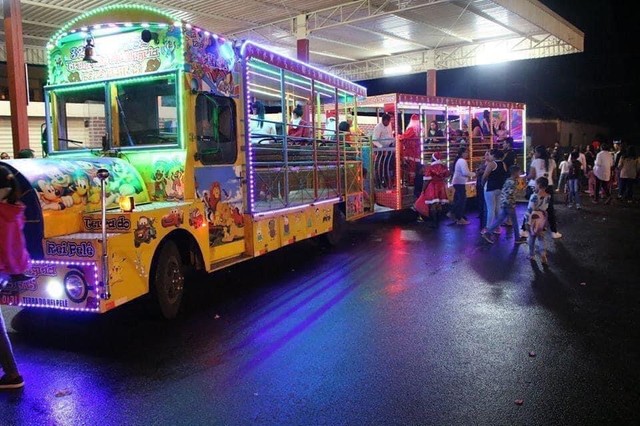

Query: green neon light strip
left=49, top=81, right=105, bottom=94
left=46, top=70, right=176, bottom=91
left=177, top=69, right=184, bottom=148
left=49, top=4, right=179, bottom=46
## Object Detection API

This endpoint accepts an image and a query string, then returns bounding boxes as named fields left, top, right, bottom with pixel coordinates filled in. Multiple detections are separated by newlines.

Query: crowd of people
left=413, top=137, right=640, bottom=264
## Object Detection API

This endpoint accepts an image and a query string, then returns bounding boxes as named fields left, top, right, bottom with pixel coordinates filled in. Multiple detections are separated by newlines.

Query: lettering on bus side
left=21, top=297, right=69, bottom=308
left=83, top=215, right=131, bottom=232
left=45, top=241, right=95, bottom=258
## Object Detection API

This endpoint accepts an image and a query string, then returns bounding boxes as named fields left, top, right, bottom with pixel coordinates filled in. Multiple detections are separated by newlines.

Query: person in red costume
left=0, top=166, right=31, bottom=282
left=399, top=114, right=422, bottom=186
left=287, top=105, right=311, bottom=143
left=0, top=165, right=29, bottom=390
left=422, top=152, right=451, bottom=226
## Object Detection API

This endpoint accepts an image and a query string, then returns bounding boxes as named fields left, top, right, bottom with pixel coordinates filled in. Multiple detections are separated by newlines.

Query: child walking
left=567, top=151, right=583, bottom=209
left=0, top=165, right=29, bottom=390
left=481, top=165, right=525, bottom=244
left=524, top=177, right=551, bottom=265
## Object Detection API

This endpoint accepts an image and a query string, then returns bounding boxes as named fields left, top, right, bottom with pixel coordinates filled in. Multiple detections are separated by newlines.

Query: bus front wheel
left=152, top=240, right=185, bottom=319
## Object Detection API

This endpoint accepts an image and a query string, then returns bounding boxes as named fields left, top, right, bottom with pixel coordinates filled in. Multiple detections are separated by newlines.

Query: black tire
left=323, top=206, right=347, bottom=247
left=151, top=240, right=185, bottom=319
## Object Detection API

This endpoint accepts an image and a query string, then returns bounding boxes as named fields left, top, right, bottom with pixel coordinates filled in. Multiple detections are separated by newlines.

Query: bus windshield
left=47, top=73, right=179, bottom=152
left=114, top=74, right=178, bottom=147
left=51, top=85, right=106, bottom=151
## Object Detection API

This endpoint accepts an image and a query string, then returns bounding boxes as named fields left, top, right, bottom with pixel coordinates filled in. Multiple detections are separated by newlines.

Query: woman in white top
left=593, top=143, right=614, bottom=203
left=249, top=101, right=277, bottom=143
left=451, top=147, right=475, bottom=224
left=494, top=121, right=509, bottom=143
left=527, top=145, right=561, bottom=238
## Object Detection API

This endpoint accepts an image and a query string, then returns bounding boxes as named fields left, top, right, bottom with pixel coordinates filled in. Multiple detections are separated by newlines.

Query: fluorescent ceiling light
left=384, top=64, right=412, bottom=76
left=310, top=50, right=356, bottom=61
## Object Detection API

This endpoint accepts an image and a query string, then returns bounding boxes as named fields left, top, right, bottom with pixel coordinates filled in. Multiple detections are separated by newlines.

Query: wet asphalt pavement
left=1, top=198, right=639, bottom=425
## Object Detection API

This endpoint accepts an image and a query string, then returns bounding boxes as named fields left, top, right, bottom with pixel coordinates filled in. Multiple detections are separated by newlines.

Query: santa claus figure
left=399, top=114, right=422, bottom=186
left=423, top=152, right=450, bottom=206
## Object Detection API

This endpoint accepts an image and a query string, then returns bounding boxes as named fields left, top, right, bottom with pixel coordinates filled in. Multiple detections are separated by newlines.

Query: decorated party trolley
left=0, top=5, right=371, bottom=318
left=355, top=94, right=527, bottom=210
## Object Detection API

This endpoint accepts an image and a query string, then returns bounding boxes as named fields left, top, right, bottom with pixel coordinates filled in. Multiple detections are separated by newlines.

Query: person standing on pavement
left=482, top=149, right=508, bottom=235
left=482, top=165, right=525, bottom=244
left=451, top=147, right=475, bottom=225
left=421, top=152, right=450, bottom=227
left=557, top=153, right=570, bottom=200
left=475, top=151, right=489, bottom=229
left=0, top=165, right=28, bottom=390
left=593, top=143, right=614, bottom=204
left=617, top=145, right=639, bottom=203
left=527, top=145, right=562, bottom=239
left=612, top=140, right=623, bottom=196
left=525, top=177, right=552, bottom=265
left=502, top=137, right=517, bottom=169
left=566, top=151, right=583, bottom=209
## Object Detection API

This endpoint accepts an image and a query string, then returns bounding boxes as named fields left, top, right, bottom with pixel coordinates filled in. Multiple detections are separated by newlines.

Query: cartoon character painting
left=134, top=216, right=157, bottom=248
left=161, top=208, right=184, bottom=228
left=71, top=171, right=90, bottom=205
left=152, top=169, right=166, bottom=200
left=37, top=179, right=74, bottom=210
left=189, top=208, right=205, bottom=228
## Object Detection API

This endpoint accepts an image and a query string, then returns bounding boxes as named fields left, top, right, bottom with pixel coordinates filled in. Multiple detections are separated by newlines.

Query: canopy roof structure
left=2, top=0, right=583, bottom=81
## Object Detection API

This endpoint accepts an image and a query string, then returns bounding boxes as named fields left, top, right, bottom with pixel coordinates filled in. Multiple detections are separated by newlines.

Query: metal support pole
left=97, top=168, right=111, bottom=300
left=3, top=0, right=30, bottom=156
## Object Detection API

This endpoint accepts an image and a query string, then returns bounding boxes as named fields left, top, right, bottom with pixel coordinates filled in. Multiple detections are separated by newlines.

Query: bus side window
left=195, top=94, right=237, bottom=165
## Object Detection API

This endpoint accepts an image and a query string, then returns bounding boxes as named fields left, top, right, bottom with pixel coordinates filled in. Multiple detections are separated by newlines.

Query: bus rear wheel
left=152, top=240, right=185, bottom=319
left=322, top=205, right=347, bottom=247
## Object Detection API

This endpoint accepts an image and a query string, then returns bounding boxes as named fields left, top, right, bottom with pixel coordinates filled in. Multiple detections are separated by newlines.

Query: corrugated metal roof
left=3, top=0, right=584, bottom=80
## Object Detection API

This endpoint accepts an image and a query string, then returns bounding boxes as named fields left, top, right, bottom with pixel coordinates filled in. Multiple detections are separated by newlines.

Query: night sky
left=359, top=1, right=640, bottom=142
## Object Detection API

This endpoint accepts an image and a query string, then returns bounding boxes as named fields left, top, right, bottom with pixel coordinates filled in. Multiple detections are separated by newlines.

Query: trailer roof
left=3, top=0, right=583, bottom=81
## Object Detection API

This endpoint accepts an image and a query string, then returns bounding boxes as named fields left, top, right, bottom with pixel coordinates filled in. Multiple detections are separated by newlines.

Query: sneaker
left=551, top=232, right=562, bottom=239
left=416, top=216, right=424, bottom=222
left=482, top=233, right=494, bottom=244
left=493, top=229, right=501, bottom=235
left=520, top=230, right=530, bottom=238
left=0, top=374, right=24, bottom=390
left=567, top=204, right=573, bottom=208
left=480, top=228, right=488, bottom=235
left=456, top=218, right=470, bottom=225
left=576, top=204, right=582, bottom=210
left=515, top=237, right=527, bottom=244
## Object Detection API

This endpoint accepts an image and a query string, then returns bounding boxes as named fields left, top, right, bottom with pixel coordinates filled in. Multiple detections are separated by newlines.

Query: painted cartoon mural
left=195, top=167, right=245, bottom=246
left=49, top=25, right=182, bottom=85
left=16, top=158, right=150, bottom=213
left=183, top=28, right=238, bottom=97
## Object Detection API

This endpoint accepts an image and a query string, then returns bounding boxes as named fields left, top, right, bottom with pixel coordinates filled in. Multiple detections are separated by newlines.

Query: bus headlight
left=64, top=271, right=88, bottom=303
